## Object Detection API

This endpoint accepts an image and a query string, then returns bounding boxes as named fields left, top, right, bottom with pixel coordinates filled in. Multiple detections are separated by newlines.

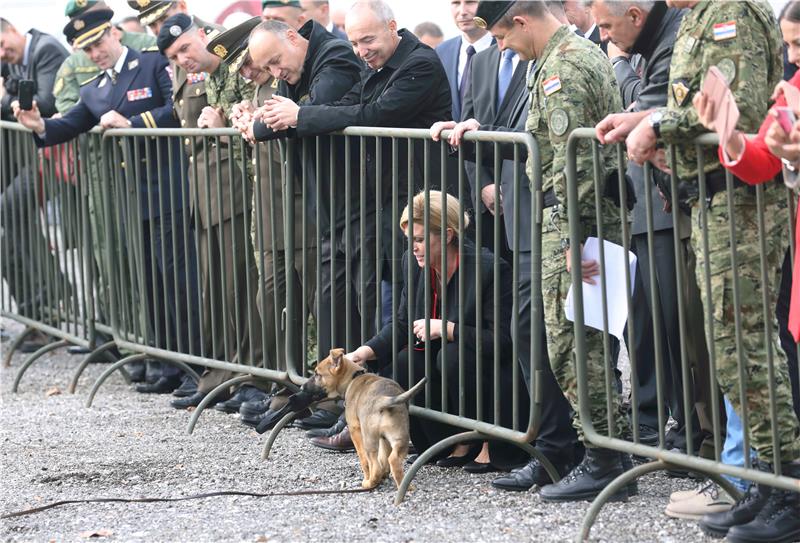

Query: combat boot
left=726, top=461, right=800, bottom=543
left=539, top=447, right=627, bottom=502
left=700, top=462, right=773, bottom=538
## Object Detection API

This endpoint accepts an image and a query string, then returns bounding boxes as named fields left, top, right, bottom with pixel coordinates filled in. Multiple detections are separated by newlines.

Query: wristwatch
left=648, top=110, right=664, bottom=138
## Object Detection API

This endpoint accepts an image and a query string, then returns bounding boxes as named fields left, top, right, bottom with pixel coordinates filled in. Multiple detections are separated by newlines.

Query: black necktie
left=459, top=45, right=476, bottom=107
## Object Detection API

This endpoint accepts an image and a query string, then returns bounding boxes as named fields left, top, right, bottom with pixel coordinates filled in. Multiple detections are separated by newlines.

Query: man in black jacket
left=0, top=18, right=67, bottom=120
left=245, top=18, right=364, bottom=372
left=593, top=0, right=723, bottom=490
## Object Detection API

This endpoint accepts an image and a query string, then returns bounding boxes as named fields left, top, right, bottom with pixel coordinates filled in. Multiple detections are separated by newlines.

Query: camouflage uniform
left=172, top=34, right=262, bottom=391
left=525, top=25, right=629, bottom=442
left=658, top=0, right=800, bottom=462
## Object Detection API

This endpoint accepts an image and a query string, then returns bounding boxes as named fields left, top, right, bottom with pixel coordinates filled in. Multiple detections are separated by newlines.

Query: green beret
left=262, top=0, right=301, bottom=10
left=64, top=0, right=99, bottom=18
left=474, top=1, right=516, bottom=30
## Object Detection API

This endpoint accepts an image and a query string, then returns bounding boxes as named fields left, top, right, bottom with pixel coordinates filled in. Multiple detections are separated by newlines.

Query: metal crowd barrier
left=564, top=128, right=800, bottom=539
left=0, top=120, right=109, bottom=389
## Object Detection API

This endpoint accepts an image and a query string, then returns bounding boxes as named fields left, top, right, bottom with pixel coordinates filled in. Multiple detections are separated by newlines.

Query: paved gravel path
left=1, top=319, right=721, bottom=542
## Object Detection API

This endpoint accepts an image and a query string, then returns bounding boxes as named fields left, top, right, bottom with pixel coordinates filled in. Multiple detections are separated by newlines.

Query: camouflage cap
left=206, top=15, right=261, bottom=68
left=126, top=0, right=172, bottom=26
left=63, top=7, right=114, bottom=48
left=262, top=0, right=301, bottom=9
left=64, top=0, right=100, bottom=18
left=473, top=0, right=516, bottom=30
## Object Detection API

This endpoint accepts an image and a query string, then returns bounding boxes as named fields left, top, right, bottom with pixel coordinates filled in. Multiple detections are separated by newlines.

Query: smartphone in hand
left=774, top=106, right=797, bottom=135
left=18, top=79, right=34, bottom=110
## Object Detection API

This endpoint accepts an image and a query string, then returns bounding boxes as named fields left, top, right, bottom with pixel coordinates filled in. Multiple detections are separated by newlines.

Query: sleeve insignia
left=671, top=79, right=691, bottom=107
left=549, top=108, right=570, bottom=137
left=713, top=21, right=736, bottom=41
left=542, top=75, right=562, bottom=96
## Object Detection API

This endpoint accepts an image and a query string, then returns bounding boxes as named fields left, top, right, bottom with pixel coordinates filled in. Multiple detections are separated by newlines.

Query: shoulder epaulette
left=80, top=73, right=102, bottom=86
left=141, top=46, right=160, bottom=52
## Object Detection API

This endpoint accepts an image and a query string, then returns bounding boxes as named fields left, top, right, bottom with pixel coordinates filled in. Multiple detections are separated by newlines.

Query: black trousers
left=629, top=230, right=723, bottom=453
left=514, top=251, right=580, bottom=461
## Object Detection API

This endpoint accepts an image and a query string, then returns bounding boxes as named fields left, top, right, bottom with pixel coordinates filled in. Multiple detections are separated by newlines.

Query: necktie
left=110, top=69, right=118, bottom=85
left=497, top=49, right=515, bottom=111
left=789, top=196, right=800, bottom=341
left=459, top=45, right=476, bottom=108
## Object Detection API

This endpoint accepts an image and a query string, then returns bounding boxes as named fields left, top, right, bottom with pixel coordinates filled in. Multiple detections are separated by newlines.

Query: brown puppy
left=303, top=348, right=425, bottom=490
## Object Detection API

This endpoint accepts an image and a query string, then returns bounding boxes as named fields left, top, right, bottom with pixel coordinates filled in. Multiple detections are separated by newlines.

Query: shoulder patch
left=671, top=79, right=690, bottom=106
left=80, top=73, right=101, bottom=87
left=542, top=75, right=562, bottom=96
left=712, top=21, right=736, bottom=41
left=549, top=108, right=570, bottom=137
left=716, top=58, right=737, bottom=85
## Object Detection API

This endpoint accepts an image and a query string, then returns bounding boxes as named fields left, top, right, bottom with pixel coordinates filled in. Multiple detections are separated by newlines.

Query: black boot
left=700, top=464, right=773, bottom=539
left=725, top=462, right=800, bottom=543
left=492, top=456, right=573, bottom=491
left=620, top=452, right=638, bottom=497
left=539, top=447, right=627, bottom=502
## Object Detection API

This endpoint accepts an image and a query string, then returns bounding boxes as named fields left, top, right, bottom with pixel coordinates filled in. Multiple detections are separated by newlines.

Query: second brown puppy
left=303, top=348, right=425, bottom=490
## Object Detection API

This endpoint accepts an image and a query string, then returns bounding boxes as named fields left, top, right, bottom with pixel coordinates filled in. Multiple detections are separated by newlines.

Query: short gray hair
left=349, top=0, right=395, bottom=24
left=251, top=19, right=291, bottom=41
left=587, top=0, right=655, bottom=16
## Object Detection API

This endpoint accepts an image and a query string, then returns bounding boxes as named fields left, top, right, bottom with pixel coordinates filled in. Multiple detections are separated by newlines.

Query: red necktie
left=789, top=195, right=800, bottom=341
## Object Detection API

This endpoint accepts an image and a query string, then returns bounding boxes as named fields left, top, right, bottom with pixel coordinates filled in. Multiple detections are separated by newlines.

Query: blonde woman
left=347, top=190, right=524, bottom=472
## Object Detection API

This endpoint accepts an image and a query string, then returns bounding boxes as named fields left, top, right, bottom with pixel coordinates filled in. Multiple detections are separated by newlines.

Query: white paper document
left=564, top=237, right=637, bottom=339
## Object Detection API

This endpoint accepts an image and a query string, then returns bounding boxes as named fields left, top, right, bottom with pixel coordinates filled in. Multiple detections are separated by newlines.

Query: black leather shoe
left=700, top=481, right=772, bottom=538
left=135, top=375, right=181, bottom=394
left=215, top=386, right=267, bottom=414
left=436, top=444, right=479, bottom=468
left=67, top=345, right=92, bottom=355
left=171, top=375, right=197, bottom=398
left=255, top=406, right=311, bottom=434
left=126, top=362, right=146, bottom=383
left=726, top=462, right=800, bottom=543
left=295, top=409, right=341, bottom=430
left=170, top=391, right=211, bottom=409
left=492, top=458, right=566, bottom=491
left=144, top=361, right=163, bottom=384
left=240, top=397, right=274, bottom=426
left=539, top=448, right=628, bottom=502
left=305, top=417, right=347, bottom=439
left=463, top=460, right=501, bottom=474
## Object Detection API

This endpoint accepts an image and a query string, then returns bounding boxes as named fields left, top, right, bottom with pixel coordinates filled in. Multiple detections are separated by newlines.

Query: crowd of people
left=2, top=1, right=800, bottom=541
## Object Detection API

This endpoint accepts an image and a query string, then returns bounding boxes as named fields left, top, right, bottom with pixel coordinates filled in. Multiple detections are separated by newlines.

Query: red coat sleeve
left=718, top=71, right=800, bottom=185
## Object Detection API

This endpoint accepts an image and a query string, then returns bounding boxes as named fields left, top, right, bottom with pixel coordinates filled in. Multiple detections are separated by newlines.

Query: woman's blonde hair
left=399, top=190, right=470, bottom=243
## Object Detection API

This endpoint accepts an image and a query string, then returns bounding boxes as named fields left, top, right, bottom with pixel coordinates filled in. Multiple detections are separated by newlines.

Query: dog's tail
left=380, top=377, right=427, bottom=410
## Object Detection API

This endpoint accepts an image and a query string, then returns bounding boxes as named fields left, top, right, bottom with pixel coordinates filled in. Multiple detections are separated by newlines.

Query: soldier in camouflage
left=475, top=0, right=634, bottom=503
left=626, top=2, right=800, bottom=540
left=158, top=13, right=263, bottom=409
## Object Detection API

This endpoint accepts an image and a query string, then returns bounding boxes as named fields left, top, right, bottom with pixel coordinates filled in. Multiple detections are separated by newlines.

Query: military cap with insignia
left=206, top=16, right=261, bottom=73
left=262, top=0, right=301, bottom=9
left=473, top=0, right=516, bottom=30
left=156, top=13, right=194, bottom=53
left=64, top=0, right=99, bottom=18
left=127, top=0, right=172, bottom=26
left=63, top=7, right=114, bottom=48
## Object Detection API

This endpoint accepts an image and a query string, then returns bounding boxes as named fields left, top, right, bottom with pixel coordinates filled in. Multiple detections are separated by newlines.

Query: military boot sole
left=539, top=487, right=629, bottom=503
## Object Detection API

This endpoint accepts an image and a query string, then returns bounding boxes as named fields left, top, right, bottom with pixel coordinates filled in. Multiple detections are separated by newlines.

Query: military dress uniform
left=654, top=0, right=800, bottom=464
left=159, top=14, right=262, bottom=396
left=36, top=11, right=199, bottom=363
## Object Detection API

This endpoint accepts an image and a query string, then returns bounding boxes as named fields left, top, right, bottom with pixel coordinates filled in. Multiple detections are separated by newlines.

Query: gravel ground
left=1, top=318, right=720, bottom=543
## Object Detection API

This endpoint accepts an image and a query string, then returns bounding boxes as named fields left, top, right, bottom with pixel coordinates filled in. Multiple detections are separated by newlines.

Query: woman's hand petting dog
left=345, top=345, right=375, bottom=366
left=412, top=319, right=455, bottom=342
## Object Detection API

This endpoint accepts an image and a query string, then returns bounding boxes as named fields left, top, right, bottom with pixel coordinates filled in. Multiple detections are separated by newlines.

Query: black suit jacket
left=461, top=46, right=533, bottom=251
left=252, top=20, right=362, bottom=233
left=365, top=238, right=512, bottom=362
left=575, top=24, right=608, bottom=55
left=297, top=29, right=452, bottom=260
left=1, top=29, right=68, bottom=120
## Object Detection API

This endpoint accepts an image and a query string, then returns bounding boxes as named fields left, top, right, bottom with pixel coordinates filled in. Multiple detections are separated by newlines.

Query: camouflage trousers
left=542, top=202, right=630, bottom=444
left=693, top=185, right=800, bottom=462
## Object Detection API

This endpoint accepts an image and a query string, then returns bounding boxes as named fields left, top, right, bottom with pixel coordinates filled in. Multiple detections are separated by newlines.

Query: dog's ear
left=330, top=351, right=343, bottom=373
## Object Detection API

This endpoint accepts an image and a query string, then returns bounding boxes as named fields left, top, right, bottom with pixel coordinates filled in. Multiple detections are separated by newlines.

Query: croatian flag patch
left=127, top=87, right=153, bottom=101
left=542, top=75, right=562, bottom=96
left=713, top=21, right=736, bottom=41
